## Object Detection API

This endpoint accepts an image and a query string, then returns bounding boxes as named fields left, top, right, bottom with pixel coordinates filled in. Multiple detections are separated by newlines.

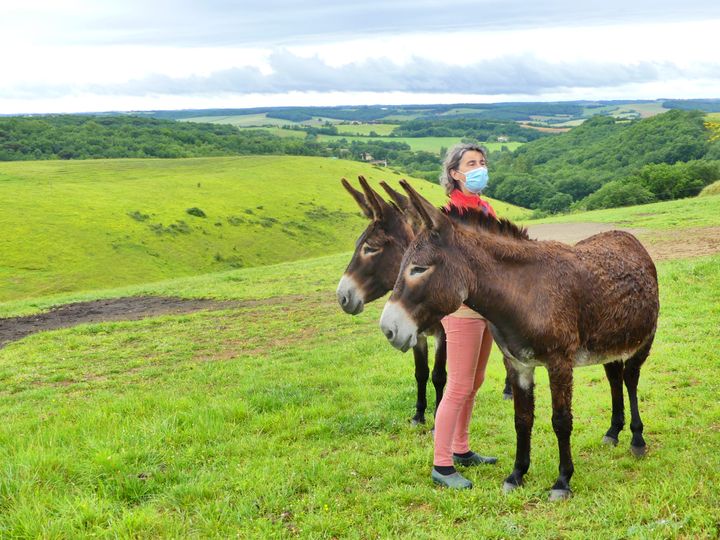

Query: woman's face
left=450, top=150, right=486, bottom=195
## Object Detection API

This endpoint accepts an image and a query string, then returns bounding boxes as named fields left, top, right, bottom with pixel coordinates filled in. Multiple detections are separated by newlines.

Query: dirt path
left=526, top=222, right=644, bottom=244
left=0, top=297, right=242, bottom=349
left=2, top=222, right=719, bottom=349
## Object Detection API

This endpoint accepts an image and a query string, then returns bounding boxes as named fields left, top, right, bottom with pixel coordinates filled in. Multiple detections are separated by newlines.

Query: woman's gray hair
left=439, top=143, right=488, bottom=195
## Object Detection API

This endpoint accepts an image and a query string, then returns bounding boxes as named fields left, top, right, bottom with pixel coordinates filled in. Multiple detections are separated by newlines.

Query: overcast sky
left=2, top=0, right=719, bottom=114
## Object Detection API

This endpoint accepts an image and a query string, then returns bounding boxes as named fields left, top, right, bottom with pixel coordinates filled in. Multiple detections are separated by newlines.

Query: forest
left=487, top=110, right=720, bottom=213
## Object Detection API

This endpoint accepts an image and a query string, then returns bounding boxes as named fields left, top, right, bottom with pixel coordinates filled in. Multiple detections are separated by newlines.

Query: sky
left=2, top=0, right=720, bottom=114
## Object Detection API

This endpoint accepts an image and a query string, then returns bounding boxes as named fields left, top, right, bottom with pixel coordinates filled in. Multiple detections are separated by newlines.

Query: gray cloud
left=76, top=52, right=708, bottom=97
left=16, top=0, right=720, bottom=48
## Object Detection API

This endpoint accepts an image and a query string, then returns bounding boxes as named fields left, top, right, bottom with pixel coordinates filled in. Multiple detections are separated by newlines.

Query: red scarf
left=445, top=189, right=497, bottom=218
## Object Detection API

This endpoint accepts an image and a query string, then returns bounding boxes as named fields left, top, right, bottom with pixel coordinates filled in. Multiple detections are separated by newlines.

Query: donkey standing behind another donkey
left=380, top=181, right=659, bottom=500
left=336, top=177, right=512, bottom=425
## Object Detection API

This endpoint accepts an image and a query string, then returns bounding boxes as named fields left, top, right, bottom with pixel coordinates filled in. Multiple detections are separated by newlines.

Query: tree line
left=1, top=111, right=718, bottom=212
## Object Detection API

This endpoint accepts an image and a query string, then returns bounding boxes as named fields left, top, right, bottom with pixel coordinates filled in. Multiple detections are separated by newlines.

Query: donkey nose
left=384, top=328, right=395, bottom=341
left=339, top=294, right=349, bottom=307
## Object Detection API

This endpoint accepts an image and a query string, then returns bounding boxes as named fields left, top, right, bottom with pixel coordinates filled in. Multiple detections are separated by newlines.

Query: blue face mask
left=461, top=167, right=489, bottom=193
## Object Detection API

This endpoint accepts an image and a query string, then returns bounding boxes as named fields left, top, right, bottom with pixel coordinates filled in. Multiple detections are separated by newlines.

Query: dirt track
left=0, top=297, right=241, bottom=349
left=2, top=222, right=719, bottom=349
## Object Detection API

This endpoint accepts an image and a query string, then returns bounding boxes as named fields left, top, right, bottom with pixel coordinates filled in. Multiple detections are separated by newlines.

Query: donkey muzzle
left=336, top=274, right=365, bottom=315
left=379, top=300, right=418, bottom=352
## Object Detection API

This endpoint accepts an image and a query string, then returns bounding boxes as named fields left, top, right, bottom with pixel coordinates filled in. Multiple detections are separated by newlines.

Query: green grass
left=334, top=124, right=398, bottom=136
left=0, top=232, right=718, bottom=536
left=238, top=127, right=306, bottom=138
left=182, top=115, right=343, bottom=128
left=700, top=181, right=720, bottom=197
left=528, top=194, right=720, bottom=230
left=0, top=156, right=529, bottom=302
left=318, top=134, right=523, bottom=153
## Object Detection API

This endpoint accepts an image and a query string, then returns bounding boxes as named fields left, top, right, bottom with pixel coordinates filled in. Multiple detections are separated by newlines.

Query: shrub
left=127, top=210, right=150, bottom=222
left=582, top=180, right=656, bottom=210
left=186, top=207, right=206, bottom=218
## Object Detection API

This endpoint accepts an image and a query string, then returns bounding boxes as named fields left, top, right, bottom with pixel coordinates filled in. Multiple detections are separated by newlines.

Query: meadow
left=316, top=135, right=523, bottom=154
left=0, top=156, right=529, bottom=302
left=233, top=127, right=524, bottom=154
left=0, top=191, right=718, bottom=537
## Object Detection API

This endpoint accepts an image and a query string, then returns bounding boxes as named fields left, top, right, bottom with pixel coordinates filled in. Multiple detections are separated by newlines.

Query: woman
left=431, top=143, right=498, bottom=489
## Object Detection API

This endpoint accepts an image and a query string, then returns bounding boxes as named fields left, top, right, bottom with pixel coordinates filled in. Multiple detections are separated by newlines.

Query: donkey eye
left=363, top=245, right=380, bottom=255
left=410, top=266, right=428, bottom=276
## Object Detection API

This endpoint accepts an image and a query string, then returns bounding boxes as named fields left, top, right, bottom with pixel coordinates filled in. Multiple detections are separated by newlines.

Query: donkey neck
left=454, top=228, right=542, bottom=322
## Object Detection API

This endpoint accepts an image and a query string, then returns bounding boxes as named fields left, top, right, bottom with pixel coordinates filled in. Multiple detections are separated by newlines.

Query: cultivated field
left=0, top=193, right=718, bottom=536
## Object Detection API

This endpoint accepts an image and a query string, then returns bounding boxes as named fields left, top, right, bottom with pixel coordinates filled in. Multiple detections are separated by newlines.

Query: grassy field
left=0, top=193, right=718, bottom=536
left=181, top=115, right=343, bottom=128
left=334, top=124, right=398, bottom=136
left=530, top=194, right=720, bottom=230
left=0, top=156, right=530, bottom=302
left=317, top=135, right=523, bottom=154
left=700, top=181, right=720, bottom=197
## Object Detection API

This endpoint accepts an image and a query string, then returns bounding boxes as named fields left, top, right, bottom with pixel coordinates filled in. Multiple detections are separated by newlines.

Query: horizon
left=3, top=97, right=720, bottom=118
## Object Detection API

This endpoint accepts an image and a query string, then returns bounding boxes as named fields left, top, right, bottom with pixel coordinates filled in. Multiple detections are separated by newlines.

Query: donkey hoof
left=602, top=435, right=619, bottom=446
left=502, top=481, right=520, bottom=494
left=548, top=488, right=572, bottom=501
left=410, top=417, right=426, bottom=426
left=502, top=392, right=513, bottom=401
left=630, top=445, right=647, bottom=458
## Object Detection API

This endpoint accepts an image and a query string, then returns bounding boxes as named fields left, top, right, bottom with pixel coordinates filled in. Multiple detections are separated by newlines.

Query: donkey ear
left=381, top=180, right=423, bottom=229
left=341, top=178, right=373, bottom=219
left=379, top=181, right=410, bottom=212
left=358, top=175, right=391, bottom=221
left=399, top=180, right=451, bottom=232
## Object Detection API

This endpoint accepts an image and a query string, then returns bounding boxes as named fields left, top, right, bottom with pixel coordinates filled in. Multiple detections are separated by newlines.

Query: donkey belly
left=573, top=347, right=639, bottom=367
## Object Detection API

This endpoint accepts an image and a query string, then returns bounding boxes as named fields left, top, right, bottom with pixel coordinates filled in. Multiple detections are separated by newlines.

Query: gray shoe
left=431, top=469, right=473, bottom=489
left=453, top=452, right=498, bottom=467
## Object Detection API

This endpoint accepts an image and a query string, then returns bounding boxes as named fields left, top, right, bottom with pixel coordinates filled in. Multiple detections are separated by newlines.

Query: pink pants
left=434, top=316, right=493, bottom=466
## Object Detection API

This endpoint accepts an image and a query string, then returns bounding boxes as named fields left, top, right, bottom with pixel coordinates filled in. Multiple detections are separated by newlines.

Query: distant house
left=497, top=136, right=509, bottom=142
left=360, top=152, right=374, bottom=161
left=371, top=159, right=388, bottom=167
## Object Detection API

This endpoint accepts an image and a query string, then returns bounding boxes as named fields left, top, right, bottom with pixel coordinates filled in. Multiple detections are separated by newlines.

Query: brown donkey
left=337, top=177, right=514, bottom=423
left=379, top=181, right=659, bottom=500
left=336, top=176, right=448, bottom=425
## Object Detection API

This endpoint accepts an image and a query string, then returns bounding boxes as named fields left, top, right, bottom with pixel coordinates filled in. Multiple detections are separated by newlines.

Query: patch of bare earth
left=527, top=222, right=644, bottom=245
left=637, top=226, right=720, bottom=261
left=528, top=222, right=720, bottom=261
left=0, top=296, right=299, bottom=349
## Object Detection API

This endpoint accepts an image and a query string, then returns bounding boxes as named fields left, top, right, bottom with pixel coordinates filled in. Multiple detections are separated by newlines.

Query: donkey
left=336, top=176, right=448, bottom=425
left=337, top=177, right=513, bottom=425
left=379, top=181, right=659, bottom=500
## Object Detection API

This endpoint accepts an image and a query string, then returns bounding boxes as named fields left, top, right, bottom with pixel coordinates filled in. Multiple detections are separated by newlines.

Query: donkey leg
left=411, top=335, right=429, bottom=425
left=503, top=372, right=513, bottom=400
left=602, top=361, right=625, bottom=446
left=547, top=362, right=574, bottom=501
left=624, top=338, right=653, bottom=457
left=502, top=363, right=535, bottom=493
left=431, top=329, right=447, bottom=419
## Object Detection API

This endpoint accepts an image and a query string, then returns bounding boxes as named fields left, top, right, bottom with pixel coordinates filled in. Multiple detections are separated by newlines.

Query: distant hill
left=488, top=110, right=720, bottom=212
left=0, top=156, right=530, bottom=301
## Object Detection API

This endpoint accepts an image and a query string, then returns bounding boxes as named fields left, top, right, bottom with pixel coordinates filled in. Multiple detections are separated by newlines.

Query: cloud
left=67, top=52, right=707, bottom=98
left=5, top=0, right=720, bottom=48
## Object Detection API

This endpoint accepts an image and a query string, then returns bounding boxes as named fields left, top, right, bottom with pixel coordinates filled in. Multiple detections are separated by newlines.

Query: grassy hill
left=0, top=195, right=717, bottom=536
left=0, top=156, right=530, bottom=302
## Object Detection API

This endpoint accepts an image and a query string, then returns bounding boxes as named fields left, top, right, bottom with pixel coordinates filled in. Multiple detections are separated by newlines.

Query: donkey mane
left=442, top=204, right=531, bottom=241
